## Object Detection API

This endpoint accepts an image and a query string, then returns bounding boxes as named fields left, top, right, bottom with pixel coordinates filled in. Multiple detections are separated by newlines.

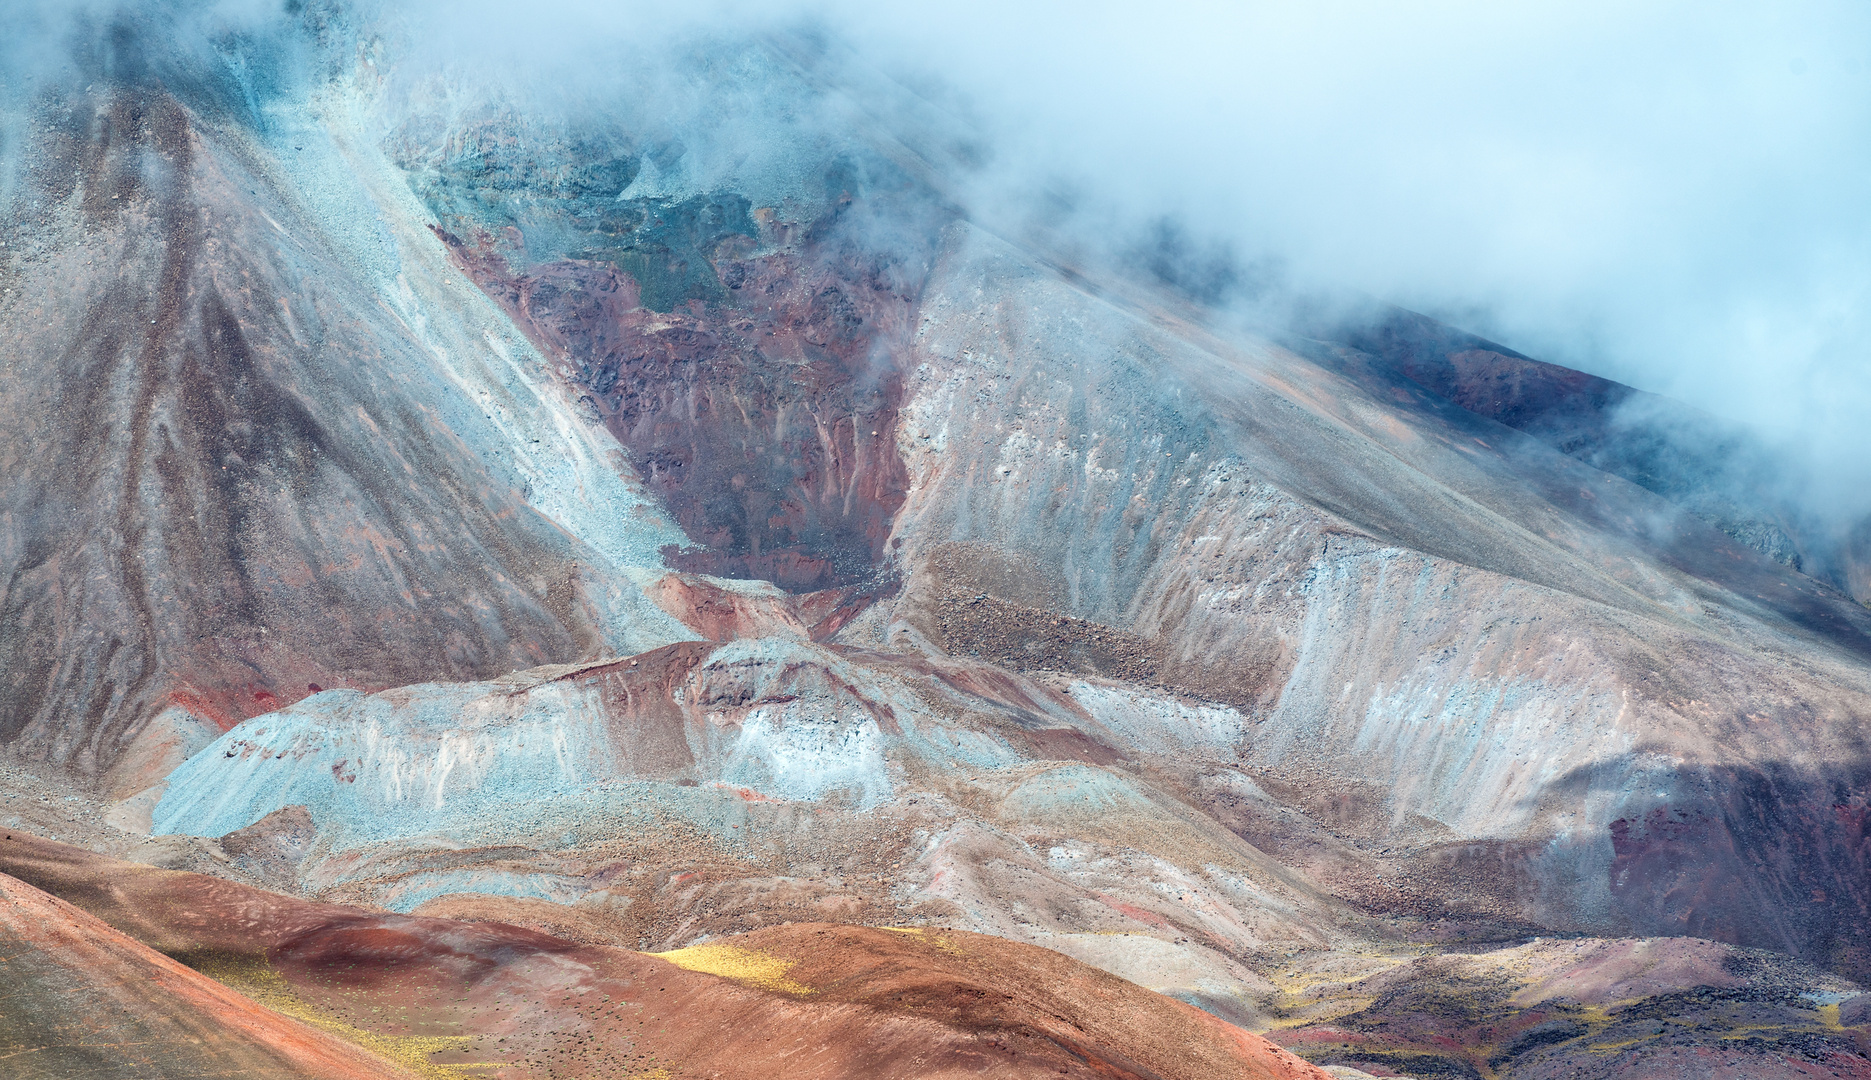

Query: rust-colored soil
left=0, top=868, right=411, bottom=1079
left=0, top=832, right=1324, bottom=1079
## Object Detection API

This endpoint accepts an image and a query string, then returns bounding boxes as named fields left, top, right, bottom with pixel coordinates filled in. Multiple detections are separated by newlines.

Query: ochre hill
left=0, top=832, right=1327, bottom=1080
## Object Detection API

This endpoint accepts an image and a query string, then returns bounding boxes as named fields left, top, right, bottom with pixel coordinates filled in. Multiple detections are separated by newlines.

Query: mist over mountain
left=1, top=3, right=1870, bottom=1078
left=362, top=0, right=1871, bottom=597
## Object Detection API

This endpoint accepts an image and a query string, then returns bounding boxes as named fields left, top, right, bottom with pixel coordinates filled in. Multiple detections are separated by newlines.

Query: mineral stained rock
left=3, top=7, right=1870, bottom=1079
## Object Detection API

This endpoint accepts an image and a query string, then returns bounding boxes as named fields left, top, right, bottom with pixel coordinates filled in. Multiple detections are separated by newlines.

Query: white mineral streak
left=152, top=682, right=619, bottom=844
left=1062, top=681, right=1247, bottom=755
left=144, top=210, right=1871, bottom=1019
left=722, top=705, right=889, bottom=805
left=889, top=224, right=1718, bottom=879
left=244, top=76, right=698, bottom=657
left=157, top=640, right=922, bottom=846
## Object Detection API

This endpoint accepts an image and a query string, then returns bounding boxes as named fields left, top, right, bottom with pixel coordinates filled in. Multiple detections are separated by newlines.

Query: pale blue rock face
left=151, top=683, right=616, bottom=845
left=10, top=7, right=1871, bottom=1074
left=151, top=639, right=928, bottom=870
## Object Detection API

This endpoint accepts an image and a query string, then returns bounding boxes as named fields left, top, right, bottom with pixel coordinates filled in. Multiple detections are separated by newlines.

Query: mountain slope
left=2, top=9, right=1870, bottom=1079
left=0, top=73, right=695, bottom=791
left=0, top=862, right=413, bottom=1078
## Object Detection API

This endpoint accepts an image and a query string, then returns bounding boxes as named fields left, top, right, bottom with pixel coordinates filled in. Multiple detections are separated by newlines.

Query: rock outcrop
left=3, top=9, right=1870, bottom=1078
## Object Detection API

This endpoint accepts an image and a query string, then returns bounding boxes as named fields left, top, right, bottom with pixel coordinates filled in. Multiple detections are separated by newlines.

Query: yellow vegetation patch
left=187, top=951, right=477, bottom=1079
left=884, top=926, right=967, bottom=956
left=650, top=944, right=815, bottom=995
left=1263, top=997, right=1374, bottom=1030
left=1576, top=1004, right=1613, bottom=1025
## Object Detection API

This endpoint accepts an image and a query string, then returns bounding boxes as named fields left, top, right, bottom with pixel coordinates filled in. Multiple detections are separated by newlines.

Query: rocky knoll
left=0, top=832, right=1328, bottom=1080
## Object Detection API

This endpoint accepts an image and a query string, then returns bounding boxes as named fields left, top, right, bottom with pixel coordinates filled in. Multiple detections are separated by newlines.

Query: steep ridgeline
left=5, top=12, right=1871, bottom=1080
left=1318, top=307, right=1871, bottom=603
left=0, top=80, right=688, bottom=793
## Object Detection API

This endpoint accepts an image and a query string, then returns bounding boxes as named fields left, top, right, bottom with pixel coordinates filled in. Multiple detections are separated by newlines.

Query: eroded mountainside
left=2, top=6, right=1870, bottom=1078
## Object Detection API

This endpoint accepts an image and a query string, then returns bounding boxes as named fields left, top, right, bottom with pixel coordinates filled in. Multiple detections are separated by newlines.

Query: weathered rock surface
left=4, top=9, right=1871, bottom=1079
left=0, top=68, right=697, bottom=788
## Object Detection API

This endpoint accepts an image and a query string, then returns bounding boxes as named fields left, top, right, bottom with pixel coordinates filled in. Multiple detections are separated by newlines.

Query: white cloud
left=816, top=0, right=1871, bottom=473
left=11, top=0, right=1868, bottom=491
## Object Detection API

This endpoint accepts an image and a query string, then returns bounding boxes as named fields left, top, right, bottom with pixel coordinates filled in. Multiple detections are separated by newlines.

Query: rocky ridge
left=1, top=7, right=1869, bottom=1078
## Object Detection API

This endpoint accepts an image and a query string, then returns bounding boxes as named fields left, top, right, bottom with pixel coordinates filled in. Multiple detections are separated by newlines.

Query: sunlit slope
left=0, top=862, right=414, bottom=1079
left=0, top=76, right=694, bottom=790
left=0, top=832, right=1332, bottom=1080
left=878, top=224, right=1871, bottom=973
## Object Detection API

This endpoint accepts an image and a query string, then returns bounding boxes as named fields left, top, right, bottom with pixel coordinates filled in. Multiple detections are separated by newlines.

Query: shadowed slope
left=1320, top=306, right=1871, bottom=604
left=1265, top=935, right=1871, bottom=1080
